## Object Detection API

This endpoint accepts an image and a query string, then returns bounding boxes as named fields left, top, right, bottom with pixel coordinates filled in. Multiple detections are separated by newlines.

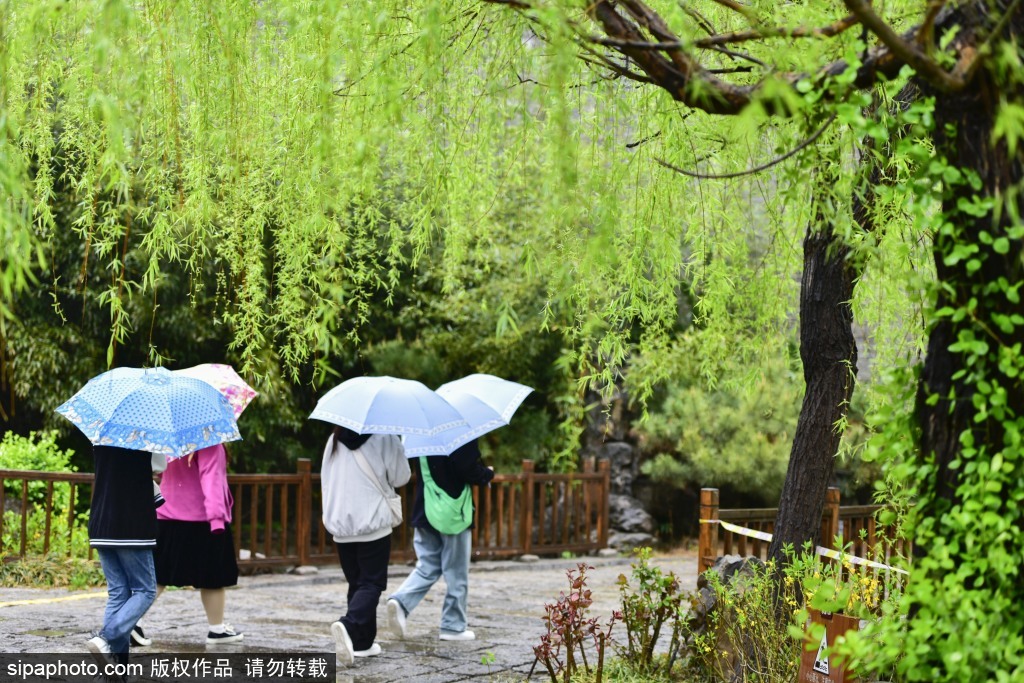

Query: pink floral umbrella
left=173, top=363, right=257, bottom=418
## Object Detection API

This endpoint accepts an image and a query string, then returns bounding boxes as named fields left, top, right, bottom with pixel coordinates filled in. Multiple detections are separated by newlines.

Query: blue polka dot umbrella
left=55, top=366, right=241, bottom=459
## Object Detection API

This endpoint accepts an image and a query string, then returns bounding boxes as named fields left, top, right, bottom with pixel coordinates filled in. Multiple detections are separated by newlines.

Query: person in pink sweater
left=135, top=444, right=243, bottom=646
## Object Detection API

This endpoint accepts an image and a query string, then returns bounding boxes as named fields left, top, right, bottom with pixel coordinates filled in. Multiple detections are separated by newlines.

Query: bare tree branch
left=707, top=45, right=768, bottom=66
left=956, top=0, right=1023, bottom=81
left=587, top=34, right=767, bottom=65
left=588, top=0, right=756, bottom=114
left=917, top=0, right=948, bottom=49
left=843, top=0, right=967, bottom=92
left=621, top=0, right=700, bottom=82
left=625, top=130, right=662, bottom=148
left=577, top=51, right=658, bottom=84
left=705, top=0, right=757, bottom=21
left=484, top=0, right=971, bottom=116
left=678, top=1, right=719, bottom=37
left=481, top=0, right=532, bottom=8
left=694, top=14, right=861, bottom=47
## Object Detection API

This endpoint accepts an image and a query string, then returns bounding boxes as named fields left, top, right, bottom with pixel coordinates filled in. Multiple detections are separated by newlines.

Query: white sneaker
left=86, top=635, right=112, bottom=666
left=439, top=629, right=475, bottom=641
left=353, top=643, right=382, bottom=658
left=330, top=621, right=354, bottom=666
left=386, top=599, right=407, bottom=639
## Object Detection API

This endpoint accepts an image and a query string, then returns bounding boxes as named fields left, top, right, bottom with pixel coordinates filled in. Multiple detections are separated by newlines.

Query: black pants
left=335, top=534, right=391, bottom=651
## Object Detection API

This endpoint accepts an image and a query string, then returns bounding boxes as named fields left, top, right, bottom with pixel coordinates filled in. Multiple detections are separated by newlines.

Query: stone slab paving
left=0, top=551, right=698, bottom=682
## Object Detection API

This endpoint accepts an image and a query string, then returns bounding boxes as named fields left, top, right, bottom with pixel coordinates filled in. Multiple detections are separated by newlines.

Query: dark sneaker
left=130, top=625, right=151, bottom=647
left=206, top=625, right=244, bottom=645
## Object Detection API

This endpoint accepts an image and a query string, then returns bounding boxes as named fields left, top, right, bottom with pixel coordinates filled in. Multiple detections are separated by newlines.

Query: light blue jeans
left=389, top=526, right=472, bottom=634
left=96, top=547, right=157, bottom=655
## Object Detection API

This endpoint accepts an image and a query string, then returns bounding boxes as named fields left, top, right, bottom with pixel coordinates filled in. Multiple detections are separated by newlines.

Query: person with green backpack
left=386, top=438, right=494, bottom=641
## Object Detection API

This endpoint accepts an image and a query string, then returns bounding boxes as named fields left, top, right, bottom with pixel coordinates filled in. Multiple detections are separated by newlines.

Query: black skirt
left=155, top=519, right=239, bottom=589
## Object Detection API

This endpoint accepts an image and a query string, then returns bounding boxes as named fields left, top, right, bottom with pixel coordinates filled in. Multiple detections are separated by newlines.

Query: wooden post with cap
left=297, top=458, right=312, bottom=566
left=698, top=488, right=720, bottom=573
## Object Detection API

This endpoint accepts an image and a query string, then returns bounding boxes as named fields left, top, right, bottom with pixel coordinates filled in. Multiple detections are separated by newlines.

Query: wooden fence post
left=822, top=486, right=841, bottom=549
left=698, top=488, right=720, bottom=573
left=521, top=460, right=535, bottom=555
left=597, top=458, right=611, bottom=549
left=297, top=458, right=312, bottom=566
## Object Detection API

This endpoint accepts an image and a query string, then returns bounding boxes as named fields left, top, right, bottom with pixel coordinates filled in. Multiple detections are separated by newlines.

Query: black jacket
left=88, top=446, right=158, bottom=548
left=410, top=439, right=494, bottom=531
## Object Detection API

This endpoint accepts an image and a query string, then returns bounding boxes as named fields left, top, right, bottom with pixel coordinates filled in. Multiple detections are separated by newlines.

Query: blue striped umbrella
left=55, top=366, right=241, bottom=459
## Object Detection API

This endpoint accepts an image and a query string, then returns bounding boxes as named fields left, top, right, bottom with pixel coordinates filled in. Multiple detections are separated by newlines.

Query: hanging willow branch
left=655, top=113, right=838, bottom=180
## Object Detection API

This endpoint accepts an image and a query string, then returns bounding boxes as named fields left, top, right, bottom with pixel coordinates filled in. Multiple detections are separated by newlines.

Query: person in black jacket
left=386, top=439, right=493, bottom=641
left=85, top=446, right=159, bottom=666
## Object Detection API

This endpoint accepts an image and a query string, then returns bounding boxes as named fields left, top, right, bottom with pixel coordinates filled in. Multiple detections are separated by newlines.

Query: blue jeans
left=96, top=548, right=157, bottom=655
left=389, top=526, right=472, bottom=634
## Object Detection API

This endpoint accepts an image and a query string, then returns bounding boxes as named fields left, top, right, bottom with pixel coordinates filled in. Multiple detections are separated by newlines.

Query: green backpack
left=419, top=457, right=473, bottom=535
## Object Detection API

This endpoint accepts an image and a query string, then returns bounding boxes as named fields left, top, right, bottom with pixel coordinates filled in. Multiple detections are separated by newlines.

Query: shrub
left=533, top=563, right=618, bottom=683
left=0, top=555, right=105, bottom=589
left=679, top=545, right=907, bottom=683
left=682, top=559, right=801, bottom=683
left=0, top=431, right=89, bottom=559
left=0, top=431, right=77, bottom=505
left=615, top=548, right=686, bottom=676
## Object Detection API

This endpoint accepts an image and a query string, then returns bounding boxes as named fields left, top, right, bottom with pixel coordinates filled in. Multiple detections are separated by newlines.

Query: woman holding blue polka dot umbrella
left=55, top=366, right=240, bottom=667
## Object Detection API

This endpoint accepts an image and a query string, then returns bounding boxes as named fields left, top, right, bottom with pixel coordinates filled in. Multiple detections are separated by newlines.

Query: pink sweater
left=156, top=444, right=233, bottom=533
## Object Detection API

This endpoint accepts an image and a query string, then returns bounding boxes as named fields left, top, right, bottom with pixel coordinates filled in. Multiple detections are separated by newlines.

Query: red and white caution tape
left=700, top=518, right=909, bottom=575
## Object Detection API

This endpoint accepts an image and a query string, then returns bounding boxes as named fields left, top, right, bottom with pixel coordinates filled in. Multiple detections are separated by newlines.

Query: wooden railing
left=697, top=487, right=909, bottom=573
left=1, top=458, right=610, bottom=568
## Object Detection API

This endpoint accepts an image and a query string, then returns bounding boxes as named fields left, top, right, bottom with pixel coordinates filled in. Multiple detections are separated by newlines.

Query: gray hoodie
left=320, top=433, right=411, bottom=543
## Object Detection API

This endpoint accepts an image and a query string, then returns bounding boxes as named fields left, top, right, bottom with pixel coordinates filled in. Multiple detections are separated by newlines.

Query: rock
left=597, top=548, right=620, bottom=558
left=609, top=493, right=655, bottom=534
left=607, top=531, right=656, bottom=552
left=596, top=442, right=637, bottom=494
left=517, top=554, right=540, bottom=563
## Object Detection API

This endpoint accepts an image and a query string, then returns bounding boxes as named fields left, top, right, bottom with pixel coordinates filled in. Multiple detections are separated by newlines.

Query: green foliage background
left=0, top=0, right=847, bottom=478
left=2, top=3, right=1022, bottom=679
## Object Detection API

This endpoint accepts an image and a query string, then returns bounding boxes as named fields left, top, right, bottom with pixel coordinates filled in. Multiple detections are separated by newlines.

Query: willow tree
left=1, top=1, right=1022, bottom=678
left=486, top=2, right=1023, bottom=680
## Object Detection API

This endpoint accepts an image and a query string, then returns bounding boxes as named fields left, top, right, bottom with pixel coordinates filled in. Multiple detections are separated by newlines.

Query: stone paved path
left=0, top=552, right=697, bottom=682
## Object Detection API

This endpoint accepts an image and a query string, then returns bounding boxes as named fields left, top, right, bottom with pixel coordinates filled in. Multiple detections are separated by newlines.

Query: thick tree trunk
left=766, top=124, right=888, bottom=573
left=767, top=221, right=859, bottom=567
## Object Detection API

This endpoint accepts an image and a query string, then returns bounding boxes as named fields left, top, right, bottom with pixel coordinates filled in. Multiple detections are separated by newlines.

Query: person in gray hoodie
left=320, top=426, right=411, bottom=665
